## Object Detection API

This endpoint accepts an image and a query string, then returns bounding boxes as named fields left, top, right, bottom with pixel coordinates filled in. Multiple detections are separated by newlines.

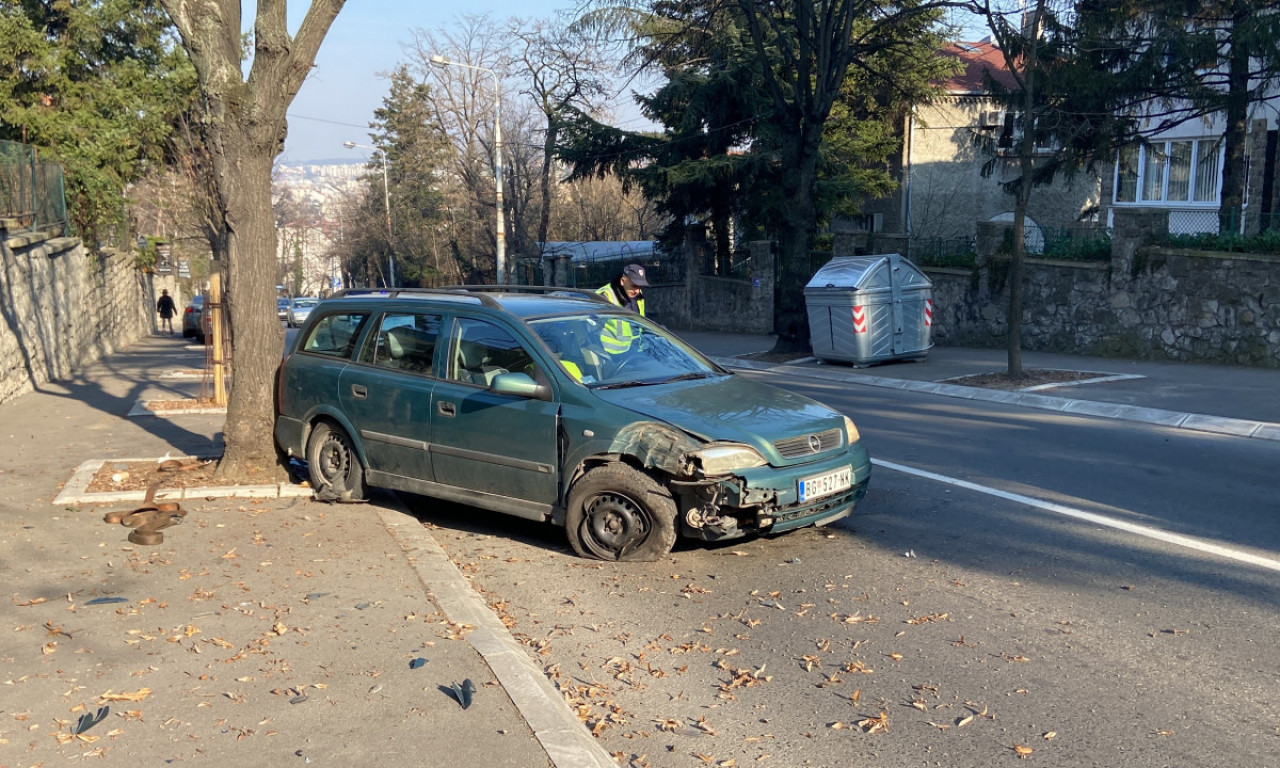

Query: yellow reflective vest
left=594, top=283, right=645, bottom=354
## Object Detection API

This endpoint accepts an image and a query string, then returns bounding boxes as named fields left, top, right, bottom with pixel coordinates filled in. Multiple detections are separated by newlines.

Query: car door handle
left=351, top=384, right=368, bottom=400
left=437, top=401, right=456, bottom=417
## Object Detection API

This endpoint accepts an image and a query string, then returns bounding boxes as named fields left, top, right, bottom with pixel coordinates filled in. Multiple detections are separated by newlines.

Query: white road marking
left=873, top=458, right=1280, bottom=573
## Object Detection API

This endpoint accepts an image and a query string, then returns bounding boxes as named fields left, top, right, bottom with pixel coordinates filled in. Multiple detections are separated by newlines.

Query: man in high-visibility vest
left=595, top=264, right=648, bottom=355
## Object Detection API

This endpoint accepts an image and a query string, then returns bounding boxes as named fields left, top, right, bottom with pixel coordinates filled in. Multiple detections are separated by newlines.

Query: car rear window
left=361, top=312, right=441, bottom=374
left=301, top=312, right=369, bottom=358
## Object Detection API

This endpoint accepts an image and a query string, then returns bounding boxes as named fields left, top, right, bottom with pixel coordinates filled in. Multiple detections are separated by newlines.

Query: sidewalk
left=0, top=334, right=609, bottom=768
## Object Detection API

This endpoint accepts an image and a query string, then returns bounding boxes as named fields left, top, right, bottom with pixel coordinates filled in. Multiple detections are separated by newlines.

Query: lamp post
left=342, top=141, right=395, bottom=287
left=429, top=54, right=506, bottom=285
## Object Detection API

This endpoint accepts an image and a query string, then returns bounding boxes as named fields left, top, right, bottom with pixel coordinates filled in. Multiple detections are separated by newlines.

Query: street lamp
left=343, top=140, right=395, bottom=288
left=429, top=54, right=506, bottom=285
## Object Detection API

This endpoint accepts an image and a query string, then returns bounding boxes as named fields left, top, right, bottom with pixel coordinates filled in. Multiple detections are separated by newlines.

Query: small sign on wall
left=155, top=244, right=173, bottom=275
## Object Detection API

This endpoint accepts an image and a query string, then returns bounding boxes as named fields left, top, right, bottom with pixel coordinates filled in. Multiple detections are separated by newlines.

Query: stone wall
left=927, top=210, right=1280, bottom=367
left=646, top=240, right=777, bottom=335
left=0, top=230, right=154, bottom=405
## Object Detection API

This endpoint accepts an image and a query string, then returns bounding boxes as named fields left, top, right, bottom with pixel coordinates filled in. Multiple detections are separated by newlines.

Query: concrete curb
left=713, top=356, right=1280, bottom=442
left=52, top=458, right=314, bottom=506
left=377, top=506, right=617, bottom=768
left=126, top=400, right=228, bottom=417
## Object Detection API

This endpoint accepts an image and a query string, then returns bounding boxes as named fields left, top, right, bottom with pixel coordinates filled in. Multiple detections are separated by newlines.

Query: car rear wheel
left=306, top=421, right=367, bottom=501
left=566, top=464, right=676, bottom=561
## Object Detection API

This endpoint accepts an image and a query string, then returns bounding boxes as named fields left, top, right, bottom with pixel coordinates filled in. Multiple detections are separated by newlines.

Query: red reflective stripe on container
left=924, top=298, right=933, bottom=327
left=852, top=306, right=867, bottom=334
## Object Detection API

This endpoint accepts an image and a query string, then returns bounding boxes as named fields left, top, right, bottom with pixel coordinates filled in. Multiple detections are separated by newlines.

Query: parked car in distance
left=278, top=297, right=290, bottom=320
left=286, top=297, right=319, bottom=328
left=182, top=295, right=207, bottom=342
left=274, top=287, right=872, bottom=561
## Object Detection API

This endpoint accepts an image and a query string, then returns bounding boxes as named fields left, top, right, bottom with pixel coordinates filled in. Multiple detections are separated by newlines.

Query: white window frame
left=1113, top=138, right=1223, bottom=207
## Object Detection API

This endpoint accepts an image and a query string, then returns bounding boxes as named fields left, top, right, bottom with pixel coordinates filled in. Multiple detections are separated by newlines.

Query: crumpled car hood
left=592, top=373, right=843, bottom=452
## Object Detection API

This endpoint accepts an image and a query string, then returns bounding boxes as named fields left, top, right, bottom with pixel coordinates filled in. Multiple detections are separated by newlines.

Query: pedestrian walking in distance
left=157, top=289, right=176, bottom=335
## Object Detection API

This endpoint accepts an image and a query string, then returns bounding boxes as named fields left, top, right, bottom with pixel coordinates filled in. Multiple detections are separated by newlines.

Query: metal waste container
left=804, top=254, right=933, bottom=366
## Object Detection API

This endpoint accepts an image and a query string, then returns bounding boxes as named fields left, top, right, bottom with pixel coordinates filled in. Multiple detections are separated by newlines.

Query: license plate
left=798, top=466, right=853, bottom=502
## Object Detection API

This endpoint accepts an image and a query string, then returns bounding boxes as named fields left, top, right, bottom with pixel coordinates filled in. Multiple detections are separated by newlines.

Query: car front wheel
left=305, top=421, right=367, bottom=501
left=566, top=464, right=677, bottom=561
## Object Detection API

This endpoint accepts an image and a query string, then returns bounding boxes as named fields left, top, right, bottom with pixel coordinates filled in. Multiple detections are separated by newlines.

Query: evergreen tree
left=0, top=0, right=197, bottom=244
left=360, top=65, right=451, bottom=285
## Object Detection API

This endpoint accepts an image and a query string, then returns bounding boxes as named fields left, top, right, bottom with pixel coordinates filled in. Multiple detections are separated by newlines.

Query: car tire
left=566, top=463, right=677, bottom=562
left=305, top=421, right=367, bottom=502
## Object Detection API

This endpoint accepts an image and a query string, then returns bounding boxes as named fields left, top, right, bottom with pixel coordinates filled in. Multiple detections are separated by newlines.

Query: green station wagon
left=274, top=287, right=871, bottom=561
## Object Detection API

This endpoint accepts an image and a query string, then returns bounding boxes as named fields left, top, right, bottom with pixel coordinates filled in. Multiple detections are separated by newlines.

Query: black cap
left=622, top=263, right=649, bottom=287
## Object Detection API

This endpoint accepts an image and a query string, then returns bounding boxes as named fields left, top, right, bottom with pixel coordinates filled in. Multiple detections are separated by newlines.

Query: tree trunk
left=1007, top=0, right=1045, bottom=380
left=158, top=0, right=345, bottom=484
left=215, top=141, right=288, bottom=481
left=1219, top=5, right=1250, bottom=234
left=771, top=117, right=823, bottom=354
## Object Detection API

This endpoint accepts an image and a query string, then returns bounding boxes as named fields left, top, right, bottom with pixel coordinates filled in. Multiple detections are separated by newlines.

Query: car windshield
left=293, top=298, right=318, bottom=308
left=529, top=314, right=721, bottom=388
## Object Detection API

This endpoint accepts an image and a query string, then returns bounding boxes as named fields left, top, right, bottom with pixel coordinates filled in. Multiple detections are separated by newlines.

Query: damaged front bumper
left=674, top=447, right=872, bottom=542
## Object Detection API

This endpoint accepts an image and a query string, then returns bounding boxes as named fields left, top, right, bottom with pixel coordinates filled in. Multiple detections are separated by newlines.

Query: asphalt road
left=405, top=367, right=1280, bottom=768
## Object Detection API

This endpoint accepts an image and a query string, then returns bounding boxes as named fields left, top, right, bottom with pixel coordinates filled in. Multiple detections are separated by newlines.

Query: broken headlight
left=689, top=443, right=768, bottom=475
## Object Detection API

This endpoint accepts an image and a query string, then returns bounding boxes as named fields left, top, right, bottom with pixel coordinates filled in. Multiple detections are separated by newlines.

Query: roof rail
left=329, top=286, right=499, bottom=308
left=329, top=285, right=610, bottom=309
left=441, top=285, right=609, bottom=304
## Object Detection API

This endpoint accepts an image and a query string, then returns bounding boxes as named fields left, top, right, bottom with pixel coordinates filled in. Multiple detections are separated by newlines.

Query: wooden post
left=210, top=271, right=227, bottom=406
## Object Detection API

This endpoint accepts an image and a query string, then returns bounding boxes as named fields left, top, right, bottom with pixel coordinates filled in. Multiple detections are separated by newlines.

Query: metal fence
left=0, top=139, right=68, bottom=236
left=908, top=237, right=978, bottom=268
left=1034, top=225, right=1111, bottom=261
left=565, top=253, right=685, bottom=289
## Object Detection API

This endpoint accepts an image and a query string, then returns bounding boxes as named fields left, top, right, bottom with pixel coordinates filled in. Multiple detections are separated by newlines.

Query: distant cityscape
left=272, top=161, right=370, bottom=296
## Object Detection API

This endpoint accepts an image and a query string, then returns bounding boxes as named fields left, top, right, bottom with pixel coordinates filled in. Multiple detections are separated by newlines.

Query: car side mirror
left=489, top=372, right=551, bottom=401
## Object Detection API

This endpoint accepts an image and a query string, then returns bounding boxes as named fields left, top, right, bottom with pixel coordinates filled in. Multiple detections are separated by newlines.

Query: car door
left=338, top=311, right=441, bottom=482
left=428, top=316, right=559, bottom=504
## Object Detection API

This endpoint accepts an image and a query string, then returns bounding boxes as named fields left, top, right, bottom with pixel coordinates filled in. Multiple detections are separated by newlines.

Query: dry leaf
left=857, top=711, right=889, bottom=734
left=1013, top=744, right=1033, bottom=758
left=957, top=714, right=974, bottom=728
left=99, top=688, right=152, bottom=703
left=1043, top=731, right=1056, bottom=740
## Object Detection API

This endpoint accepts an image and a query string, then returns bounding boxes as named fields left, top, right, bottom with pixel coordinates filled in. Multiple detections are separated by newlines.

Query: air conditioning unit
left=978, top=110, right=1005, bottom=130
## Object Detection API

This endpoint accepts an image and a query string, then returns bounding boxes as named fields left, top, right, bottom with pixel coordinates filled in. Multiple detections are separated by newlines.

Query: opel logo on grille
left=807, top=435, right=821, bottom=453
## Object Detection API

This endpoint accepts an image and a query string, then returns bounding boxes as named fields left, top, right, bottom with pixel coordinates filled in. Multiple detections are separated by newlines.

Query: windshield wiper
left=657, top=372, right=714, bottom=384
left=590, top=379, right=655, bottom=390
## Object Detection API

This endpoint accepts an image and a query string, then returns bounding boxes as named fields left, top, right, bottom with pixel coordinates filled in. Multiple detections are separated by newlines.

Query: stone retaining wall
left=926, top=211, right=1280, bottom=367
left=0, top=231, right=154, bottom=405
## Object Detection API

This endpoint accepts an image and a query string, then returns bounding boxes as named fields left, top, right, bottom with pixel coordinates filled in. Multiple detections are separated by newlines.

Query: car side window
left=301, top=312, right=369, bottom=358
left=447, top=318, right=536, bottom=387
left=362, top=312, right=441, bottom=374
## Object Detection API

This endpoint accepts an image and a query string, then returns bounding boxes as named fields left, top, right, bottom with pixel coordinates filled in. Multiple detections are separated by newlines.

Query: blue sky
left=277, top=0, right=578, bottom=164
left=274, top=1, right=990, bottom=164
